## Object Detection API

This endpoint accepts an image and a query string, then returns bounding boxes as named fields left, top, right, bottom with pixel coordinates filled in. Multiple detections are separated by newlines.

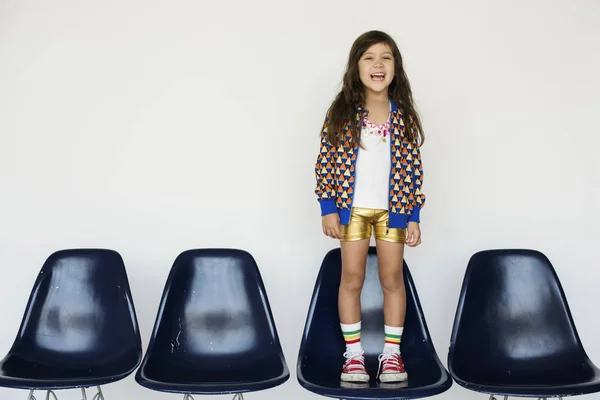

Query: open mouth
left=371, top=72, right=386, bottom=81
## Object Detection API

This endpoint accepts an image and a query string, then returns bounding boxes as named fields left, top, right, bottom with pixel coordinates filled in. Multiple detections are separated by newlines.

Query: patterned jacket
left=314, top=100, right=425, bottom=229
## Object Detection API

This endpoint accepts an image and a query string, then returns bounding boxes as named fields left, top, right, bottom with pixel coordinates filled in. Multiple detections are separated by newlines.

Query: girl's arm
left=314, top=117, right=338, bottom=216
left=408, top=121, right=426, bottom=223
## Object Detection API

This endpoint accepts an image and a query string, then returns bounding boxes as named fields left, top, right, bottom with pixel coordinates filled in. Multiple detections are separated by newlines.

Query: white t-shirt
left=351, top=115, right=391, bottom=210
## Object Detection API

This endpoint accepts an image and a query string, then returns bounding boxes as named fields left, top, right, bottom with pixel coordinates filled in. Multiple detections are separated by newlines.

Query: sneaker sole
left=379, top=372, right=408, bottom=383
left=340, top=372, right=370, bottom=383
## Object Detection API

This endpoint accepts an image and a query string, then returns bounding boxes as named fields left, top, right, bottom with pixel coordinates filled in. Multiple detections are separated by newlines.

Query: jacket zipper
left=348, top=125, right=360, bottom=218
left=386, top=110, right=397, bottom=235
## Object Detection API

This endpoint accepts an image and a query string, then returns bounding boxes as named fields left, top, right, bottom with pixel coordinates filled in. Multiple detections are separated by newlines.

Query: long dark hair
left=326, top=30, right=424, bottom=147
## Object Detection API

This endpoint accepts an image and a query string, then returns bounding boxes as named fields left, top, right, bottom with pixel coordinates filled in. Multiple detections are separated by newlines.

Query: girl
left=314, top=30, right=425, bottom=383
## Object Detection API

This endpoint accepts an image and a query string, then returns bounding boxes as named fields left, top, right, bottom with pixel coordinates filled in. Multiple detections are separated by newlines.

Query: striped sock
left=383, top=325, right=403, bottom=354
left=341, top=321, right=363, bottom=354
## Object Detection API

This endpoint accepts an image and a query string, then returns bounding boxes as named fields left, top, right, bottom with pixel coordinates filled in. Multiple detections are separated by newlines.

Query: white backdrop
left=1, top=0, right=599, bottom=399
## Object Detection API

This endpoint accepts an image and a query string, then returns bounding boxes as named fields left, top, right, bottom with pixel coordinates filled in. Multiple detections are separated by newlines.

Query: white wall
left=1, top=0, right=599, bottom=399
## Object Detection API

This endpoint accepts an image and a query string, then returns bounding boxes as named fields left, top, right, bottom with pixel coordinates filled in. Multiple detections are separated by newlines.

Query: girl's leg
left=375, top=239, right=406, bottom=328
left=339, top=239, right=370, bottom=324
left=375, top=237, right=408, bottom=382
left=338, top=238, right=370, bottom=382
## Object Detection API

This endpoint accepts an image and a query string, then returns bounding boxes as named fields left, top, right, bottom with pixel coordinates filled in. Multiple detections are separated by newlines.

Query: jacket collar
left=357, top=98, right=400, bottom=116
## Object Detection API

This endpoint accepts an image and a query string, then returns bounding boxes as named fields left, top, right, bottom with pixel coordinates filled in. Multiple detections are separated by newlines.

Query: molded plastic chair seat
left=0, top=249, right=142, bottom=390
left=135, top=249, right=289, bottom=395
left=0, top=352, right=141, bottom=388
left=297, top=247, right=452, bottom=399
left=448, top=249, right=600, bottom=398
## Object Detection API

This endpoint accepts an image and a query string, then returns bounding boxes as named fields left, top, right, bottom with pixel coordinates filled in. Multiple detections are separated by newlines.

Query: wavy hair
left=326, top=30, right=424, bottom=147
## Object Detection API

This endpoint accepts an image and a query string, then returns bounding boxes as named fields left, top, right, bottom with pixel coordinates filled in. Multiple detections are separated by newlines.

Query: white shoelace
left=343, top=350, right=366, bottom=372
left=377, top=350, right=400, bottom=378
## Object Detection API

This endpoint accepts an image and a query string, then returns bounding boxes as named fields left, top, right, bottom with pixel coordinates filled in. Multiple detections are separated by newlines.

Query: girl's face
left=358, top=42, right=395, bottom=97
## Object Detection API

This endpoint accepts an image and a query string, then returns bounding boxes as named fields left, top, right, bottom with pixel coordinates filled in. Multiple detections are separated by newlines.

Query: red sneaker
left=378, top=352, right=408, bottom=382
left=340, top=351, right=370, bottom=382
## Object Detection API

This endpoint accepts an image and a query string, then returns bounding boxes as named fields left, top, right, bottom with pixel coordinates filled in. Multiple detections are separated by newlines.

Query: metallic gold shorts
left=340, top=207, right=406, bottom=244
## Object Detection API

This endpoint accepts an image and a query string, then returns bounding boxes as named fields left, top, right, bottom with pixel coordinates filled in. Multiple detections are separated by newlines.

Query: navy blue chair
left=297, top=247, right=452, bottom=399
left=135, top=249, right=289, bottom=399
left=448, top=249, right=600, bottom=400
left=0, top=249, right=142, bottom=400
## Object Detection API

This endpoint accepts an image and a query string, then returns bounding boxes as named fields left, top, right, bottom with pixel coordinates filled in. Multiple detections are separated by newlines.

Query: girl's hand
left=406, top=222, right=422, bottom=247
left=322, top=213, right=341, bottom=239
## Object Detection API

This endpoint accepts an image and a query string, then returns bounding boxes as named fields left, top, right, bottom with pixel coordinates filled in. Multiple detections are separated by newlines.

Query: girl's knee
left=380, top=272, right=404, bottom=292
left=340, top=271, right=366, bottom=292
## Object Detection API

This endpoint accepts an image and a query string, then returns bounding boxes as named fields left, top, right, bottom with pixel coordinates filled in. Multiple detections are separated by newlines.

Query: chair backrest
left=449, top=249, right=590, bottom=379
left=10, top=249, right=141, bottom=365
left=145, top=249, right=286, bottom=369
left=298, top=247, right=445, bottom=386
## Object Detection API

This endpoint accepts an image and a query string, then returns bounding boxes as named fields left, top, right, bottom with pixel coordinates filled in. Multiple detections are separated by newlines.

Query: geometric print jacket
left=314, top=100, right=425, bottom=229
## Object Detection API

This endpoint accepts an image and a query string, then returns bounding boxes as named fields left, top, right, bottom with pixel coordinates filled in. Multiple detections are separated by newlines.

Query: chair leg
left=80, top=386, right=104, bottom=400
left=232, top=394, right=244, bottom=400
left=183, top=395, right=195, bottom=400
left=91, top=387, right=104, bottom=400
left=25, top=390, right=59, bottom=400
left=45, top=391, right=58, bottom=400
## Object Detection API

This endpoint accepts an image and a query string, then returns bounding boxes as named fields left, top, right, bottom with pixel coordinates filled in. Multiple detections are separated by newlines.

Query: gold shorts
left=340, top=207, right=406, bottom=243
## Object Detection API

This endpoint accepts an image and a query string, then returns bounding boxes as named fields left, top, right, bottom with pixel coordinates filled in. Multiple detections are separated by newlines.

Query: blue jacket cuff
left=408, top=207, right=421, bottom=223
left=319, top=198, right=338, bottom=216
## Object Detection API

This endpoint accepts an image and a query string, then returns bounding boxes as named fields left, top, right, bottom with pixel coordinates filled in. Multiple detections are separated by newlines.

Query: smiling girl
left=314, top=30, right=426, bottom=383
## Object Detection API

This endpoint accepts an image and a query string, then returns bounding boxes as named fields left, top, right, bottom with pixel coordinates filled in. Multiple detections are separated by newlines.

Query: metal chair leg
left=91, top=387, right=104, bottom=400
left=45, top=391, right=58, bottom=400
